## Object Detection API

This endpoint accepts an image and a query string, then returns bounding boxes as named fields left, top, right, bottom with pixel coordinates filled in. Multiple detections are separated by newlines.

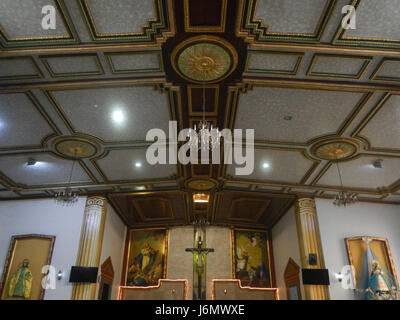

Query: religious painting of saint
left=0, top=234, right=55, bottom=300
left=232, top=229, right=272, bottom=288
left=125, top=228, right=168, bottom=287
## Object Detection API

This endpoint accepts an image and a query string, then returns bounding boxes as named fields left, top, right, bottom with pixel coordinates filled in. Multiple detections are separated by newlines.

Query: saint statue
left=8, top=259, right=33, bottom=299
left=367, top=260, right=391, bottom=299
left=357, top=237, right=398, bottom=300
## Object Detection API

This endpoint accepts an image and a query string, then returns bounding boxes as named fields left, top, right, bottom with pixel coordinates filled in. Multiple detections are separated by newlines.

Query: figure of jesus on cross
left=185, top=235, right=214, bottom=300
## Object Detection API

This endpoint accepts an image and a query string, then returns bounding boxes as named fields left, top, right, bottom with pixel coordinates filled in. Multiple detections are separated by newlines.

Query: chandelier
left=333, top=158, right=357, bottom=206
left=187, top=83, right=221, bottom=151
left=55, top=150, right=79, bottom=205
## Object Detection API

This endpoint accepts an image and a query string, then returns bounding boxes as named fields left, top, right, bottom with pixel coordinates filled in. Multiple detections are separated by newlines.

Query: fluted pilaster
left=71, top=197, right=107, bottom=300
left=295, top=197, right=329, bottom=300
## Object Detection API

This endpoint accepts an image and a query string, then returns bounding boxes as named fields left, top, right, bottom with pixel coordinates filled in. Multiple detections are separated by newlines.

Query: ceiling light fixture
left=135, top=162, right=142, bottom=168
left=187, top=83, right=221, bottom=152
left=55, top=149, right=79, bottom=206
left=262, top=162, right=270, bottom=169
left=27, top=158, right=37, bottom=166
left=333, top=157, right=357, bottom=207
left=112, top=110, right=124, bottom=124
left=193, top=193, right=210, bottom=203
left=372, top=159, right=383, bottom=169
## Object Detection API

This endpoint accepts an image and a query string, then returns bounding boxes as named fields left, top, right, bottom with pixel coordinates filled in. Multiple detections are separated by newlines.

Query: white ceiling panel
left=96, top=148, right=177, bottom=181
left=50, top=86, right=170, bottom=142
left=235, top=87, right=364, bottom=143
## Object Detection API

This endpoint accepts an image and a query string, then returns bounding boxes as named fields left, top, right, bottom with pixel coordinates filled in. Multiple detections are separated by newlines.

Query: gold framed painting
left=124, top=228, right=169, bottom=287
left=0, top=234, right=56, bottom=300
left=345, top=236, right=398, bottom=286
left=231, top=228, right=272, bottom=288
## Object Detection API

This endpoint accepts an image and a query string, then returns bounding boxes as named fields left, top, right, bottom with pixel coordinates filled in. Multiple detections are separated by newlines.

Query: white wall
left=206, top=226, right=232, bottom=300
left=95, top=203, right=126, bottom=300
left=272, top=205, right=305, bottom=300
left=0, top=197, right=87, bottom=300
left=167, top=226, right=194, bottom=299
left=315, top=198, right=400, bottom=300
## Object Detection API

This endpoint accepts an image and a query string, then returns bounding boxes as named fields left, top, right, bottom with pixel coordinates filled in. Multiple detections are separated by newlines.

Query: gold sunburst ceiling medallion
left=311, top=138, right=360, bottom=161
left=172, top=36, right=238, bottom=83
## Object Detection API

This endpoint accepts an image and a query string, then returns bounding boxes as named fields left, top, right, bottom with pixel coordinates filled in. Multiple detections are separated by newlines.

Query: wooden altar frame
left=211, top=279, right=279, bottom=300
left=118, top=279, right=189, bottom=300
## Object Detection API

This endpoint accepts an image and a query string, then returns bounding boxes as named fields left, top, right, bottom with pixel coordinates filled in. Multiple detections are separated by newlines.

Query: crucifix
left=185, top=231, right=214, bottom=300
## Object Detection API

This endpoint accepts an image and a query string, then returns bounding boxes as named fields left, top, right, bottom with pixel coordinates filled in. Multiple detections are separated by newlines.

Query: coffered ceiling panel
left=78, top=0, right=174, bottom=43
left=0, top=0, right=77, bottom=47
left=213, top=190, right=295, bottom=229
left=254, top=0, right=329, bottom=35
left=226, top=148, right=317, bottom=184
left=105, top=51, right=163, bottom=74
left=315, top=156, right=400, bottom=190
left=357, top=94, right=400, bottom=151
left=245, top=51, right=303, bottom=75
left=336, top=0, right=400, bottom=47
left=0, top=57, right=42, bottom=81
left=107, top=191, right=187, bottom=227
left=40, top=54, right=104, bottom=77
left=236, top=0, right=335, bottom=44
left=0, top=92, right=56, bottom=149
left=82, top=0, right=155, bottom=34
left=307, top=54, right=372, bottom=79
left=48, top=86, right=170, bottom=142
left=370, top=59, right=400, bottom=83
left=0, top=153, right=91, bottom=186
left=235, top=87, right=364, bottom=143
left=95, top=148, right=176, bottom=182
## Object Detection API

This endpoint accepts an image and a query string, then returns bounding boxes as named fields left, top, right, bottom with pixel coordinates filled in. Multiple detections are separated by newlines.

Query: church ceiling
left=1, top=0, right=400, bottom=228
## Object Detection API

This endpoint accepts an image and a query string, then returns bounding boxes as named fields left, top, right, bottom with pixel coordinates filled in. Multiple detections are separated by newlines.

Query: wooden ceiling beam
left=0, top=43, right=161, bottom=56
left=243, top=76, right=400, bottom=94
left=0, top=76, right=167, bottom=92
left=249, top=42, right=400, bottom=58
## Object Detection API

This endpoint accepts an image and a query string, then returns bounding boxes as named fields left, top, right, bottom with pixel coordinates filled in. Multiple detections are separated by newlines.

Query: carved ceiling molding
left=235, top=0, right=336, bottom=44
left=79, top=0, right=176, bottom=44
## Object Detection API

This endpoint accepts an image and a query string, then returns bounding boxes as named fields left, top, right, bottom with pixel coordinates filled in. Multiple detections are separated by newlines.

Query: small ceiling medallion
left=186, top=178, right=217, bottom=191
left=310, top=138, right=360, bottom=161
left=52, top=136, right=100, bottom=159
left=171, top=36, right=238, bottom=83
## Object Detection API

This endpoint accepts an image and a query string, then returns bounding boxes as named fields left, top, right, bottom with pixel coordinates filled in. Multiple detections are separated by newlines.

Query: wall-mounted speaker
left=302, top=269, right=330, bottom=285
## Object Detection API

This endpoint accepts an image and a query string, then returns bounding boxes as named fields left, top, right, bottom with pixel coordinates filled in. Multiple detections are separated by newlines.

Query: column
left=295, top=197, right=329, bottom=300
left=71, top=196, right=107, bottom=300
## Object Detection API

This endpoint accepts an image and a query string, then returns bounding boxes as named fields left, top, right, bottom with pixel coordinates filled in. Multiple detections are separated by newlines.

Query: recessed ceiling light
left=93, top=104, right=98, bottom=108
left=372, top=159, right=383, bottom=169
left=284, top=115, right=293, bottom=121
left=135, top=162, right=142, bottom=168
left=262, top=162, right=270, bottom=169
left=27, top=158, right=37, bottom=166
left=112, top=110, right=124, bottom=123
